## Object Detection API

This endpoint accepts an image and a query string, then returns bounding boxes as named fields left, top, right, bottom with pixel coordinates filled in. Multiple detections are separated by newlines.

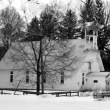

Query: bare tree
left=9, top=36, right=78, bottom=94
left=1, top=1, right=78, bottom=95
left=0, top=6, right=25, bottom=47
left=5, top=3, right=80, bottom=95
left=0, top=6, right=25, bottom=64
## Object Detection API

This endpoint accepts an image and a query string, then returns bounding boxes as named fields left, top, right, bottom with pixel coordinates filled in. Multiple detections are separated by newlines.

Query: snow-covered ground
left=0, top=91, right=110, bottom=110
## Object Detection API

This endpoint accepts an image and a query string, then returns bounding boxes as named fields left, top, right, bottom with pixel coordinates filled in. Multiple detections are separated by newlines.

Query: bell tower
left=84, top=22, right=101, bottom=50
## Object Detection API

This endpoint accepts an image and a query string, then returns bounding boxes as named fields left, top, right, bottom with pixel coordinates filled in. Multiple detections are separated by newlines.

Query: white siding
left=86, top=76, right=106, bottom=90
left=0, top=70, right=36, bottom=89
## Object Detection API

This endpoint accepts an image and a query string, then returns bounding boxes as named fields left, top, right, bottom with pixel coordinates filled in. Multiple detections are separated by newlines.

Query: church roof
left=87, top=72, right=110, bottom=77
left=84, top=22, right=104, bottom=30
left=0, top=38, right=104, bottom=73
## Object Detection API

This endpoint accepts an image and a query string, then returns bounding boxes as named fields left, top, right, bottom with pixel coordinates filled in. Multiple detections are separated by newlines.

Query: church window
left=82, top=73, right=84, bottom=85
left=88, top=62, right=91, bottom=70
left=26, top=70, right=29, bottom=83
left=10, top=71, right=13, bottom=82
left=82, top=77, right=84, bottom=85
left=82, top=81, right=84, bottom=85
left=94, top=80, right=98, bottom=83
left=43, top=74, right=46, bottom=83
left=61, top=71, right=64, bottom=84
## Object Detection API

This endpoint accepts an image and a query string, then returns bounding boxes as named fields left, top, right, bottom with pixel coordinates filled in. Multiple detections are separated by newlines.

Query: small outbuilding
left=86, top=72, right=110, bottom=91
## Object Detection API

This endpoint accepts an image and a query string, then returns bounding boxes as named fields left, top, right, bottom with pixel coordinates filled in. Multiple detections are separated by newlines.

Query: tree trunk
left=36, top=72, right=40, bottom=95
left=35, top=39, right=44, bottom=95
left=40, top=39, right=44, bottom=94
left=36, top=41, right=42, bottom=95
left=41, top=69, right=44, bottom=94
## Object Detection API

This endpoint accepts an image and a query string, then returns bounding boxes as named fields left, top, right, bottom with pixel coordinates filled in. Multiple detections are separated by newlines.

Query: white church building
left=0, top=22, right=110, bottom=91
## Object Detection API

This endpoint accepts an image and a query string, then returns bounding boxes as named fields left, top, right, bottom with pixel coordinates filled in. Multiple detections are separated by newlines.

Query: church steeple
left=84, top=22, right=102, bottom=50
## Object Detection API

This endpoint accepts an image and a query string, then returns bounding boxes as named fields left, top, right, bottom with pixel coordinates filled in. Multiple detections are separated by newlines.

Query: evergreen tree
left=26, top=5, right=58, bottom=94
left=95, top=0, right=110, bottom=70
left=98, top=25, right=110, bottom=71
left=80, top=0, right=95, bottom=23
left=95, top=0, right=105, bottom=25
left=94, top=0, right=105, bottom=51
left=27, top=17, right=40, bottom=34
left=40, top=5, right=58, bottom=39
left=58, top=9, right=77, bottom=39
left=80, top=0, right=95, bottom=38
left=26, top=16, right=41, bottom=41
left=0, top=6, right=24, bottom=46
left=0, top=6, right=24, bottom=64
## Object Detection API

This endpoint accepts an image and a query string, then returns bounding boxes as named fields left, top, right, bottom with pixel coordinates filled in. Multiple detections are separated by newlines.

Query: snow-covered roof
left=85, top=22, right=104, bottom=30
left=85, top=22, right=94, bottom=27
left=76, top=22, right=104, bottom=31
left=87, top=72, right=110, bottom=77
left=0, top=38, right=103, bottom=72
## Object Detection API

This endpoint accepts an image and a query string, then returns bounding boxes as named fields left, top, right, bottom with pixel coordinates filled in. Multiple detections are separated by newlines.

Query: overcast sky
left=0, top=0, right=80, bottom=20
left=0, top=0, right=109, bottom=21
left=0, top=0, right=109, bottom=10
